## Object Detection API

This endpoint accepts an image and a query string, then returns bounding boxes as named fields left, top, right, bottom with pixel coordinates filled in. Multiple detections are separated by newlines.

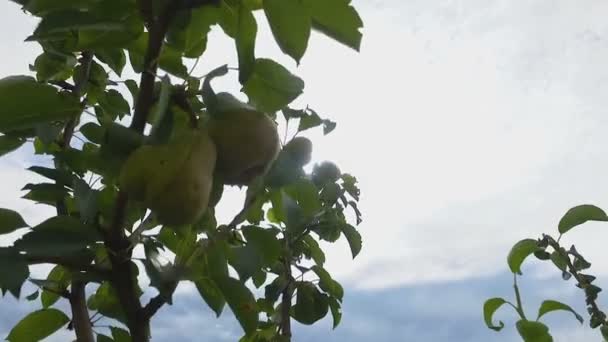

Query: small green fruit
left=283, top=136, right=312, bottom=167
left=312, top=161, right=341, bottom=185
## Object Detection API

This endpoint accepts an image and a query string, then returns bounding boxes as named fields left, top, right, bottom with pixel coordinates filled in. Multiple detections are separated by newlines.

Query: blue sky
left=2, top=0, right=608, bottom=341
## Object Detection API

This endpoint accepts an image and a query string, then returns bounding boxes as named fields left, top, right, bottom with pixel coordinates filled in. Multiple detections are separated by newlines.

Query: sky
left=2, top=0, right=608, bottom=341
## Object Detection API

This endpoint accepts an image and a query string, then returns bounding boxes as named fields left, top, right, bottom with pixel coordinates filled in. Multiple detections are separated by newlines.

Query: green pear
left=208, top=109, right=280, bottom=185
left=119, top=129, right=217, bottom=226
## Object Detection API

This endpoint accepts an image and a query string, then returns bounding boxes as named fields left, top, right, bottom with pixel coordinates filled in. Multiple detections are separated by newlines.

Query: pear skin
left=119, top=129, right=217, bottom=226
left=208, top=110, right=280, bottom=185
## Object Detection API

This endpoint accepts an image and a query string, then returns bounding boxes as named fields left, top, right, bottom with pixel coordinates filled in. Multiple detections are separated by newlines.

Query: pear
left=283, top=136, right=312, bottom=167
left=312, top=161, right=341, bottom=185
left=207, top=109, right=280, bottom=185
left=119, top=129, right=217, bottom=226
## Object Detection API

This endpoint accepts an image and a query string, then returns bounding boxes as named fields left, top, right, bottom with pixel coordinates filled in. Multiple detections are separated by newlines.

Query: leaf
left=507, top=239, right=539, bottom=275
left=303, top=0, right=363, bottom=51
left=73, top=178, right=99, bottom=223
left=515, top=320, right=553, bottom=342
left=41, top=265, right=71, bottom=308
left=292, top=281, right=329, bottom=325
left=328, top=297, right=342, bottom=329
left=33, top=52, right=76, bottom=82
left=21, top=0, right=100, bottom=15
left=242, top=226, right=281, bottom=265
left=216, top=276, right=258, bottom=335
left=29, top=10, right=128, bottom=41
left=195, top=277, right=226, bottom=317
left=483, top=297, right=507, bottom=331
left=15, top=215, right=101, bottom=257
left=25, top=290, right=39, bottom=301
left=0, top=248, right=29, bottom=298
left=88, top=282, right=127, bottom=324
left=27, top=166, right=73, bottom=185
left=0, top=208, right=28, bottom=235
left=284, top=179, right=322, bottom=217
left=263, top=0, right=311, bottom=63
left=311, top=265, right=343, bottom=301
left=340, top=224, right=362, bottom=258
left=537, top=300, right=583, bottom=324
left=96, top=48, right=127, bottom=76
left=22, top=183, right=69, bottom=205
left=97, top=334, right=114, bottom=342
left=303, top=235, right=325, bottom=266
left=110, top=327, right=131, bottom=342
left=0, top=135, right=26, bottom=157
left=6, top=309, right=69, bottom=342
left=98, top=89, right=131, bottom=119
left=0, top=76, right=81, bottom=132
left=236, top=4, right=257, bottom=84
left=558, top=204, right=608, bottom=234
left=242, top=58, right=304, bottom=113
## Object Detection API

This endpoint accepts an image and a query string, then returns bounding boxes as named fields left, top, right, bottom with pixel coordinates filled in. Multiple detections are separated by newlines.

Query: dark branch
left=142, top=293, right=168, bottom=319
left=69, top=281, right=95, bottom=341
left=105, top=2, right=182, bottom=340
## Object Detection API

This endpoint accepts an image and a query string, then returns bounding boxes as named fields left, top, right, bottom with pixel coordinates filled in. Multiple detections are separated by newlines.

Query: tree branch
left=142, top=290, right=171, bottom=320
left=104, top=3, right=181, bottom=341
left=69, top=281, right=94, bottom=342
left=51, top=51, right=96, bottom=342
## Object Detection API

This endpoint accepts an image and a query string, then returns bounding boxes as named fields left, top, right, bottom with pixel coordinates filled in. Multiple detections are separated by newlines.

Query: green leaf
left=242, top=58, right=304, bottom=113
left=284, top=179, right=322, bottom=217
left=6, top=309, right=69, bottom=342
left=27, top=166, right=73, bottom=185
left=41, top=265, right=71, bottom=308
left=77, top=15, right=143, bottom=50
left=110, top=327, right=131, bottom=342
left=516, top=320, right=553, bottom=342
left=22, top=182, right=69, bottom=205
left=20, top=0, right=100, bottom=15
left=195, top=277, right=226, bottom=317
left=15, top=215, right=101, bottom=257
left=28, top=10, right=131, bottom=41
left=128, top=33, right=188, bottom=77
left=0, top=208, right=28, bottom=235
left=311, top=265, right=343, bottom=301
left=0, top=248, right=29, bottom=298
left=483, top=297, right=507, bottom=331
left=558, top=204, right=608, bottom=234
left=88, top=282, right=127, bottom=324
left=292, top=281, right=329, bottom=325
left=340, top=224, right=362, bottom=258
left=0, top=76, right=81, bottom=132
left=98, top=89, right=131, bottom=119
left=252, top=269, right=267, bottom=288
left=0, top=135, right=26, bottom=157
left=328, top=296, right=342, bottom=329
left=537, top=300, right=583, bottom=324
left=33, top=52, right=76, bottom=82
left=217, top=276, right=258, bottom=335
left=25, top=290, right=39, bottom=301
left=263, top=0, right=311, bottom=63
left=96, top=48, right=127, bottom=76
left=303, top=235, right=325, bottom=266
left=507, top=239, right=539, bottom=275
left=97, top=334, right=114, bottom=342
left=303, top=0, right=363, bottom=51
left=242, top=226, right=281, bottom=264
left=236, top=4, right=257, bottom=84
